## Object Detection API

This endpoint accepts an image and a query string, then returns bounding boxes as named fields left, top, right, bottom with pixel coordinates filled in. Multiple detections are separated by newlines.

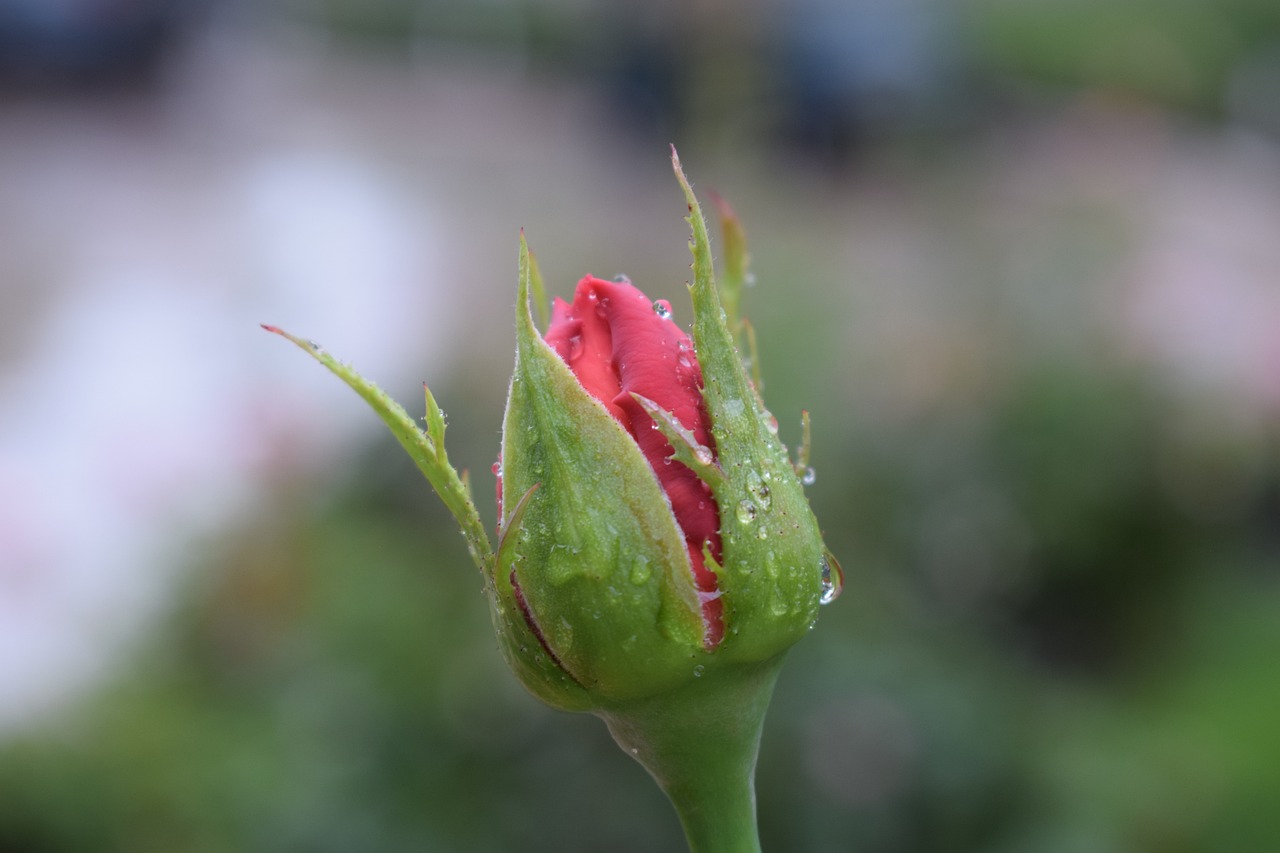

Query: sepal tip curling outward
left=260, top=323, right=493, bottom=574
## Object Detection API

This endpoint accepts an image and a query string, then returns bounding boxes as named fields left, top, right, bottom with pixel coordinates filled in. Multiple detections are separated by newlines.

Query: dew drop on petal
left=613, top=274, right=631, bottom=284
left=692, top=665, right=706, bottom=678
left=736, top=500, right=757, bottom=524
left=652, top=299, right=673, bottom=320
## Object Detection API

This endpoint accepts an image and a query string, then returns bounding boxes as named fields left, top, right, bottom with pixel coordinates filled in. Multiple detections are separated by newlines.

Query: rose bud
left=264, top=149, right=841, bottom=853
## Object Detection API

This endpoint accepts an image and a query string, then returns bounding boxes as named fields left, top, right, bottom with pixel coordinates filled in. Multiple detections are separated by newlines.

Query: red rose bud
left=493, top=151, right=841, bottom=712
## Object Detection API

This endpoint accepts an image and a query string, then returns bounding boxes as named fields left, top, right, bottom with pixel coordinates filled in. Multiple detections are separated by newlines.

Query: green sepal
left=794, top=409, right=812, bottom=479
left=630, top=393, right=726, bottom=492
left=527, top=246, right=551, bottom=331
left=708, top=188, right=749, bottom=344
left=496, top=233, right=707, bottom=705
left=424, top=382, right=446, bottom=451
left=670, top=149, right=828, bottom=663
left=489, top=483, right=595, bottom=712
left=261, top=325, right=493, bottom=573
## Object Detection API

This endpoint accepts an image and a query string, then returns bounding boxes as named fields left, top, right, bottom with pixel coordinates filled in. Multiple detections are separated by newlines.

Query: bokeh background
left=2, top=0, right=1279, bottom=850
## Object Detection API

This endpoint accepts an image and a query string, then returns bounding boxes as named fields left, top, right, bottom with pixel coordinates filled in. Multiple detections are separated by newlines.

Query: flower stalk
left=600, top=658, right=782, bottom=853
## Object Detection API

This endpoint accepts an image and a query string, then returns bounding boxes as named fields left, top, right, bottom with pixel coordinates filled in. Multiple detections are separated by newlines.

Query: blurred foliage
left=968, top=0, right=1280, bottom=115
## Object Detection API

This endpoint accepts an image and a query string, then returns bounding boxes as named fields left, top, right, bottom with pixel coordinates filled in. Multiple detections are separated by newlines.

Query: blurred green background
left=1, top=0, right=1278, bottom=851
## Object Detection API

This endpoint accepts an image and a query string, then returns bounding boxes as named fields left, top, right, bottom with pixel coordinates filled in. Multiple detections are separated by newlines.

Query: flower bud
left=491, top=157, right=838, bottom=713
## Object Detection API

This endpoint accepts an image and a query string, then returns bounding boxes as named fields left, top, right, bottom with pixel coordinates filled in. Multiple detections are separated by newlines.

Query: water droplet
left=694, top=444, right=714, bottom=466
left=612, top=274, right=631, bottom=284
left=631, top=747, right=639, bottom=755
left=629, top=556, right=652, bottom=585
left=746, top=470, right=772, bottom=510
left=567, top=333, right=584, bottom=360
left=736, top=500, right=757, bottom=524
left=653, top=299, right=673, bottom=320
left=819, top=551, right=844, bottom=605
left=801, top=467, right=816, bottom=486
left=692, top=664, right=706, bottom=678
left=491, top=460, right=503, bottom=478
left=757, top=527, right=769, bottom=540
left=306, top=339, right=324, bottom=352
left=764, top=413, right=779, bottom=435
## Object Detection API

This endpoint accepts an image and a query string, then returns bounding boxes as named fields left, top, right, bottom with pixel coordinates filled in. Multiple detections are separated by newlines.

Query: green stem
left=599, top=659, right=783, bottom=853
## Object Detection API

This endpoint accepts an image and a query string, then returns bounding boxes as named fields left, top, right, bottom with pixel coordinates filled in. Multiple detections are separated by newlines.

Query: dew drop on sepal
left=629, top=556, right=652, bottom=585
left=819, top=551, right=844, bottom=605
left=746, top=469, right=772, bottom=510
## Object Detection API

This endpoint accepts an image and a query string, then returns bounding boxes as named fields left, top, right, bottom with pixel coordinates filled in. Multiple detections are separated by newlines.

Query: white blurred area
left=0, top=26, right=462, bottom=732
